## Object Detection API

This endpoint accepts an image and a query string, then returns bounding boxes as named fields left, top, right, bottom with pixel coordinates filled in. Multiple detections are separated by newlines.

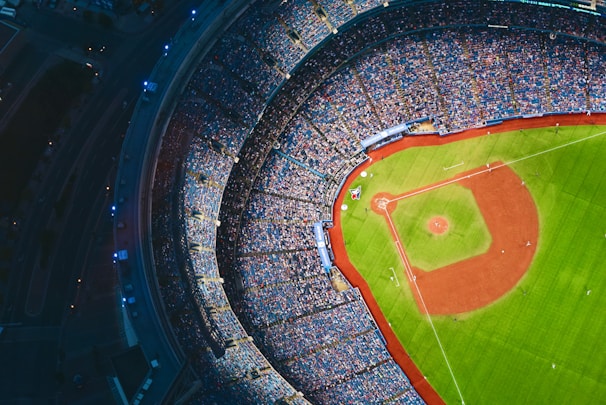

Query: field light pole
left=389, top=267, right=400, bottom=287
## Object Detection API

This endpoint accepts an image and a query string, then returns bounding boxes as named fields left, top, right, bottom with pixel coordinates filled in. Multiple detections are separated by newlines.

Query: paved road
left=0, top=1, right=202, bottom=402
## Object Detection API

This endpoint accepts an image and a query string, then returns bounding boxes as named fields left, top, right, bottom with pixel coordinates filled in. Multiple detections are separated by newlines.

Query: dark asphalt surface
left=0, top=1, right=203, bottom=402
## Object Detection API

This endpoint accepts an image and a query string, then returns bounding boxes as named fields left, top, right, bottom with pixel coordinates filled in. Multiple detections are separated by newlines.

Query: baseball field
left=330, top=117, right=606, bottom=404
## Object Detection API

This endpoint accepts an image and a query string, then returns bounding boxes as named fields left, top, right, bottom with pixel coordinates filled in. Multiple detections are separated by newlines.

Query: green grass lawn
left=341, top=125, right=606, bottom=404
left=391, top=184, right=491, bottom=271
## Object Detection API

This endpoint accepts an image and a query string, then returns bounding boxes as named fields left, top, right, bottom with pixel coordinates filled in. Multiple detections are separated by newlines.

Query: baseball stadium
left=114, top=0, right=606, bottom=403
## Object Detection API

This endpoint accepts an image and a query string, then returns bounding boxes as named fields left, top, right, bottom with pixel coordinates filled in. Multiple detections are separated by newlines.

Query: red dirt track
left=374, top=162, right=539, bottom=315
left=328, top=113, right=606, bottom=404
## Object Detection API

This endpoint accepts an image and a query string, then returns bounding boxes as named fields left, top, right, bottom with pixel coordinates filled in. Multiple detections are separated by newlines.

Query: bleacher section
left=148, top=0, right=606, bottom=402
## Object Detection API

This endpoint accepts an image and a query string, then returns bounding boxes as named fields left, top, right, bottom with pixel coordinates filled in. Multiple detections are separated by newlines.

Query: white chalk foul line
left=443, top=160, right=464, bottom=171
left=388, top=130, right=606, bottom=203
left=382, top=206, right=466, bottom=404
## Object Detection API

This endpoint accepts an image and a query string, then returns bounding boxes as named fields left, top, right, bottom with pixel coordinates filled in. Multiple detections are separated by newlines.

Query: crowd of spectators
left=354, top=50, right=409, bottom=129
left=465, top=30, right=516, bottom=119
left=221, top=369, right=308, bottom=405
left=323, top=66, right=384, bottom=141
left=318, top=360, right=425, bottom=405
left=588, top=44, right=606, bottom=111
left=296, top=27, right=597, bottom=136
left=502, top=32, right=550, bottom=116
left=191, top=250, right=220, bottom=280
left=188, top=60, right=264, bottom=127
left=280, top=115, right=348, bottom=175
left=255, top=299, right=375, bottom=362
left=245, top=191, right=323, bottom=222
left=277, top=0, right=332, bottom=51
left=186, top=216, right=216, bottom=249
left=145, top=55, right=304, bottom=403
left=236, top=250, right=320, bottom=290
left=187, top=139, right=232, bottom=185
left=317, top=0, right=355, bottom=29
left=237, top=221, right=316, bottom=255
left=254, top=151, right=329, bottom=202
left=546, top=37, right=588, bottom=112
left=143, top=0, right=606, bottom=403
left=213, top=34, right=285, bottom=99
left=388, top=35, right=446, bottom=129
left=240, top=273, right=344, bottom=326
left=210, top=308, right=248, bottom=342
left=283, top=332, right=392, bottom=392
left=235, top=6, right=306, bottom=73
left=352, top=0, right=386, bottom=15
left=150, top=96, right=303, bottom=405
left=427, top=30, right=481, bottom=129
left=300, top=97, right=360, bottom=156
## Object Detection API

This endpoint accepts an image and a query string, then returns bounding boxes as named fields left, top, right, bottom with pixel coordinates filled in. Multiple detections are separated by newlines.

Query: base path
left=373, top=163, right=538, bottom=315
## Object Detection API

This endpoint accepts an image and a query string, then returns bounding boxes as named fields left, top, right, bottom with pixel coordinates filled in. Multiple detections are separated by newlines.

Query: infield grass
left=341, top=125, right=606, bottom=404
left=391, top=184, right=491, bottom=271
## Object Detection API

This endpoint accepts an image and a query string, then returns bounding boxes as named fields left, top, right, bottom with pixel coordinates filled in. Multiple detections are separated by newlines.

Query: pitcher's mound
left=428, top=216, right=449, bottom=235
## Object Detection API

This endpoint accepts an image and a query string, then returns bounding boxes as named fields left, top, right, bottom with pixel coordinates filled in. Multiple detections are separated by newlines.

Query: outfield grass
left=341, top=125, right=606, bottom=404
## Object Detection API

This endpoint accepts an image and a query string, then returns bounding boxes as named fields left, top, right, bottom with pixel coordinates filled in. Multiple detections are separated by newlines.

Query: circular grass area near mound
left=390, top=184, right=491, bottom=271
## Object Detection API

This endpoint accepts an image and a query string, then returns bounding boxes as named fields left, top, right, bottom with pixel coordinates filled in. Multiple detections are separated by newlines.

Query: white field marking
left=382, top=206, right=466, bottom=404
left=443, top=160, right=464, bottom=171
left=389, top=130, right=606, bottom=204
left=389, top=267, right=400, bottom=287
left=384, top=209, right=414, bottom=282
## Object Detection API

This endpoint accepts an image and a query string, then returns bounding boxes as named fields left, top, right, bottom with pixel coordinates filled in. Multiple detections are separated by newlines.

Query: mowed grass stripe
left=341, top=126, right=606, bottom=404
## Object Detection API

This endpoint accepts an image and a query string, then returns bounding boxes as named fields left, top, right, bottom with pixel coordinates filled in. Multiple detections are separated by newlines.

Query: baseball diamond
left=331, top=116, right=606, bottom=403
left=370, top=162, right=538, bottom=314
